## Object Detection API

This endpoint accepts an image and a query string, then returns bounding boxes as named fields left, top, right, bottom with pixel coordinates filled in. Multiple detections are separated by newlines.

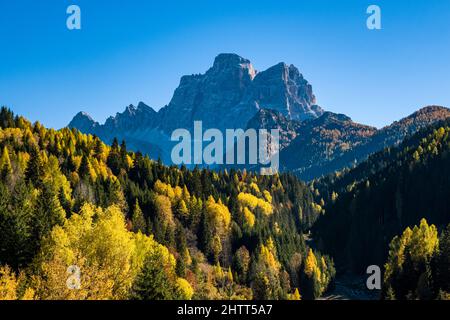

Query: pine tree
left=120, top=140, right=128, bottom=168
left=131, top=199, right=146, bottom=234
left=78, top=155, right=91, bottom=180
left=0, top=107, right=15, bottom=129
left=291, top=288, right=301, bottom=300
left=31, top=185, right=66, bottom=250
left=0, top=146, right=12, bottom=179
left=107, top=138, right=121, bottom=175
left=131, top=250, right=179, bottom=300
left=25, top=147, right=44, bottom=187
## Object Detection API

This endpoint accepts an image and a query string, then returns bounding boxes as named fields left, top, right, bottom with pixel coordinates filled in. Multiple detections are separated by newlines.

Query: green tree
left=25, top=147, right=44, bottom=187
left=0, top=146, right=12, bottom=179
left=131, top=199, right=147, bottom=234
left=131, top=249, right=179, bottom=300
left=31, top=185, right=66, bottom=249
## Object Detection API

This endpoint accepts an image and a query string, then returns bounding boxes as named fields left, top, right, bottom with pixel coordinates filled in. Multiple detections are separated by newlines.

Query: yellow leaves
left=17, top=151, right=30, bottom=172
left=206, top=196, right=231, bottom=232
left=214, top=262, right=225, bottom=283
left=176, top=278, right=194, bottom=300
left=0, top=266, right=34, bottom=300
left=409, top=218, right=439, bottom=262
left=182, top=185, right=191, bottom=201
left=288, top=288, right=301, bottom=300
left=205, top=197, right=230, bottom=261
left=311, top=202, right=323, bottom=215
left=384, top=218, right=439, bottom=286
left=42, top=155, right=72, bottom=200
left=154, top=180, right=189, bottom=205
left=154, top=180, right=175, bottom=199
left=249, top=182, right=260, bottom=194
left=259, top=239, right=280, bottom=272
left=155, top=195, right=175, bottom=228
left=237, top=192, right=273, bottom=216
left=304, top=249, right=318, bottom=278
left=0, top=128, right=24, bottom=145
left=90, top=158, right=109, bottom=180
left=263, top=190, right=272, bottom=204
left=0, top=146, right=11, bottom=170
left=34, top=203, right=174, bottom=300
left=21, top=288, right=36, bottom=300
left=237, top=192, right=258, bottom=209
left=125, top=154, right=134, bottom=169
left=176, top=199, right=189, bottom=217
left=243, top=207, right=255, bottom=229
left=226, top=267, right=233, bottom=284
left=0, top=266, right=18, bottom=300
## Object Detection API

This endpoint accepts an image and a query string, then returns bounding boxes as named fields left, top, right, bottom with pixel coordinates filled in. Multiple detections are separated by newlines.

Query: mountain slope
left=313, top=118, right=450, bottom=273
left=286, top=106, right=450, bottom=181
left=1, top=106, right=335, bottom=300
left=280, top=112, right=377, bottom=177
left=68, top=53, right=450, bottom=180
left=69, top=53, right=323, bottom=165
left=246, top=108, right=303, bottom=149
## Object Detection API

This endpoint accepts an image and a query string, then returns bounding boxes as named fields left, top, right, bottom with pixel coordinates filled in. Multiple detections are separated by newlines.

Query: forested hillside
left=383, top=219, right=450, bottom=300
left=0, top=107, right=334, bottom=300
left=313, top=119, right=450, bottom=279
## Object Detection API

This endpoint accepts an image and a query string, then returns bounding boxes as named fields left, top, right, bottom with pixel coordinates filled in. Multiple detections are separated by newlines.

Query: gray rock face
left=246, top=108, right=303, bottom=150
left=158, top=53, right=258, bottom=133
left=280, top=106, right=450, bottom=181
left=245, top=62, right=322, bottom=121
left=104, top=102, right=158, bottom=131
left=69, top=53, right=324, bottom=164
left=69, top=112, right=99, bottom=132
left=68, top=54, right=450, bottom=180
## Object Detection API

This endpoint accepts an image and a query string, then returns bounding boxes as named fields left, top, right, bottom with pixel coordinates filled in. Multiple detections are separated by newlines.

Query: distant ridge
left=68, top=54, right=450, bottom=180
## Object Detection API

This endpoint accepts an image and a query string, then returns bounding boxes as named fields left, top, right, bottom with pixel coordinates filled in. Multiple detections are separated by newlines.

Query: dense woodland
left=0, top=107, right=335, bottom=300
left=313, top=120, right=450, bottom=299
left=1, top=106, right=449, bottom=300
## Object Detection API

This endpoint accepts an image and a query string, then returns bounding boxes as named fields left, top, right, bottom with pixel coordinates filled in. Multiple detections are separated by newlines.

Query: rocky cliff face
left=104, top=102, right=158, bottom=131
left=69, top=112, right=99, bottom=133
left=158, top=53, right=259, bottom=133
left=246, top=108, right=303, bottom=149
left=245, top=62, right=322, bottom=121
left=68, top=53, right=450, bottom=180
left=70, top=53, right=323, bottom=134
left=69, top=53, right=324, bottom=165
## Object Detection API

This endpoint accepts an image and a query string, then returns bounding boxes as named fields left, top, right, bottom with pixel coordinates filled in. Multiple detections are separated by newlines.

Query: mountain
left=69, top=102, right=166, bottom=161
left=279, top=112, right=377, bottom=178
left=69, top=53, right=323, bottom=164
left=313, top=117, right=450, bottom=273
left=246, top=108, right=303, bottom=149
left=157, top=54, right=323, bottom=133
left=69, top=54, right=450, bottom=180
left=1, top=106, right=335, bottom=300
left=243, top=62, right=323, bottom=122
left=282, top=106, right=450, bottom=181
left=69, top=111, right=99, bottom=133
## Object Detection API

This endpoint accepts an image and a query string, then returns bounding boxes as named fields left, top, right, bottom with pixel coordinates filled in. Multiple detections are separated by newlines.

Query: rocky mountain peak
left=317, top=112, right=353, bottom=124
left=68, top=111, right=98, bottom=132
left=211, top=53, right=256, bottom=78
left=247, top=61, right=323, bottom=121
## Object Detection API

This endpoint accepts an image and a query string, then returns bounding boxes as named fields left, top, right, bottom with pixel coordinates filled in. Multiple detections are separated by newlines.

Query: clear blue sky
left=1, top=0, right=449, bottom=129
